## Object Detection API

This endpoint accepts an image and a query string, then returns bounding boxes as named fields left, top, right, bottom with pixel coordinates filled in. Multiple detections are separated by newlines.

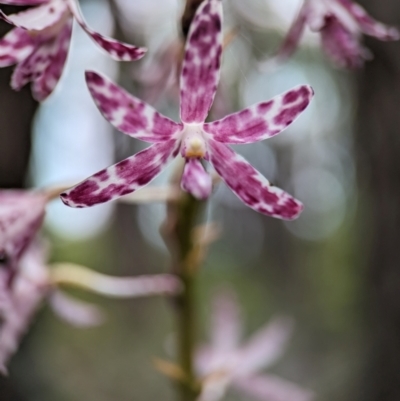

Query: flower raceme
left=0, top=0, right=146, bottom=101
left=276, top=0, right=400, bottom=69
left=61, top=0, right=314, bottom=220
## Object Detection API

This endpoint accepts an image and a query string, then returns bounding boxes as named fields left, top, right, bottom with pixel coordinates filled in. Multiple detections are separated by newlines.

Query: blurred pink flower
left=0, top=188, right=181, bottom=374
left=0, top=0, right=146, bottom=100
left=195, top=290, right=313, bottom=401
left=0, top=190, right=47, bottom=270
left=276, top=0, right=400, bottom=68
left=61, top=0, right=314, bottom=220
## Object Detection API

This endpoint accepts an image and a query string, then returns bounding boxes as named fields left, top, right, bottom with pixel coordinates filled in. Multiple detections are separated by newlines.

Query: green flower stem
left=175, top=194, right=203, bottom=401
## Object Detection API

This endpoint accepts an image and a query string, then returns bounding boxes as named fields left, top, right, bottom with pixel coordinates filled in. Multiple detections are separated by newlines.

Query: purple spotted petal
left=235, top=317, right=294, bottom=376
left=61, top=140, right=180, bottom=208
left=179, top=0, right=223, bottom=124
left=275, top=4, right=307, bottom=63
left=0, top=27, right=35, bottom=67
left=181, top=159, right=212, bottom=200
left=66, top=0, right=146, bottom=61
left=336, top=0, right=400, bottom=40
left=234, top=375, right=314, bottom=401
left=211, top=289, right=242, bottom=353
left=86, top=71, right=182, bottom=143
left=321, top=16, right=371, bottom=69
left=0, top=191, right=47, bottom=268
left=0, top=0, right=69, bottom=33
left=11, top=20, right=72, bottom=101
left=204, top=86, right=313, bottom=144
left=208, top=141, right=303, bottom=220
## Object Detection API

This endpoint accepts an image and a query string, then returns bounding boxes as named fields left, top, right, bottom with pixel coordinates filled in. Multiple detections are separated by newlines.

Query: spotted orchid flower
left=61, top=0, right=313, bottom=220
left=0, top=0, right=146, bottom=101
left=195, top=290, right=314, bottom=401
left=276, top=0, right=399, bottom=69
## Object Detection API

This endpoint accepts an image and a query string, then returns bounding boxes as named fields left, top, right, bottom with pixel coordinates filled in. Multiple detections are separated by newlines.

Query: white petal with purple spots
left=180, top=0, right=223, bottom=124
left=86, top=71, right=183, bottom=143
left=204, top=86, right=314, bottom=144
left=61, top=140, right=180, bottom=208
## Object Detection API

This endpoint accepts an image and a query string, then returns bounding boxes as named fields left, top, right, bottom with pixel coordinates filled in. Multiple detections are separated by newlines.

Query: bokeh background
left=1, top=0, right=399, bottom=400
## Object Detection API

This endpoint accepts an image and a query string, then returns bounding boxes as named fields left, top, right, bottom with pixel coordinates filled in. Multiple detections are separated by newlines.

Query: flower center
left=180, top=124, right=207, bottom=159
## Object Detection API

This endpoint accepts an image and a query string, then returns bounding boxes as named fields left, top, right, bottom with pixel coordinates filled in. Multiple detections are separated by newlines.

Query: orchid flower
left=195, top=290, right=314, bottom=401
left=275, top=0, right=400, bottom=68
left=61, top=0, right=314, bottom=220
left=0, top=190, right=47, bottom=271
left=0, top=0, right=146, bottom=101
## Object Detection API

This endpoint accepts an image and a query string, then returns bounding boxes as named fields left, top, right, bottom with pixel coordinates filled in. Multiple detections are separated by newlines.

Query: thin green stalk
left=175, top=194, right=203, bottom=401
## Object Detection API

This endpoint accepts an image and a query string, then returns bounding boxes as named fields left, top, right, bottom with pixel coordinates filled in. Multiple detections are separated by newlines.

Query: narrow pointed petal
left=49, top=290, right=105, bottom=327
left=235, top=317, right=294, bottom=376
left=11, top=20, right=72, bottom=101
left=208, top=141, right=303, bottom=220
left=66, top=0, right=146, bottom=61
left=180, top=0, right=223, bottom=124
left=52, top=263, right=183, bottom=297
left=204, top=86, right=313, bottom=144
left=86, top=71, right=182, bottom=143
left=211, top=289, right=242, bottom=352
left=0, top=191, right=47, bottom=267
left=336, top=0, right=400, bottom=40
left=275, top=5, right=307, bottom=63
left=181, top=159, right=212, bottom=200
left=234, top=375, right=314, bottom=401
left=60, top=140, right=180, bottom=208
left=0, top=28, right=35, bottom=68
left=0, top=0, right=69, bottom=33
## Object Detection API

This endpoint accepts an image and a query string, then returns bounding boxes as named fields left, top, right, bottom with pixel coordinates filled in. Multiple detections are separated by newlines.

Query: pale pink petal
left=234, top=375, right=314, bottom=401
left=86, top=71, right=182, bottom=143
left=181, top=159, right=212, bottom=200
left=66, top=0, right=146, bottom=61
left=275, top=4, right=307, bottom=63
left=235, top=317, right=294, bottom=376
left=210, top=289, right=242, bottom=353
left=0, top=0, right=69, bottom=33
left=204, top=86, right=313, bottom=144
left=60, top=140, right=180, bottom=208
left=0, top=28, right=35, bottom=68
left=180, top=0, right=223, bottom=124
left=0, top=191, right=47, bottom=268
left=49, top=290, right=105, bottom=327
left=11, top=20, right=72, bottom=101
left=321, top=16, right=371, bottom=69
left=207, top=141, right=303, bottom=220
left=335, top=0, right=400, bottom=40
left=52, top=263, right=182, bottom=297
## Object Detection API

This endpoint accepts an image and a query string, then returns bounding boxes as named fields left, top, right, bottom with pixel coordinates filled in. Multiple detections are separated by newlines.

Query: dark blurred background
left=1, top=0, right=400, bottom=400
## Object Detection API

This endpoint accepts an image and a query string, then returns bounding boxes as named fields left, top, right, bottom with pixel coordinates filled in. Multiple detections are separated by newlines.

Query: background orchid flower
left=0, top=240, right=182, bottom=374
left=61, top=0, right=314, bottom=220
left=275, top=0, right=400, bottom=68
left=0, top=189, right=47, bottom=270
left=0, top=0, right=146, bottom=101
left=195, top=290, right=314, bottom=401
